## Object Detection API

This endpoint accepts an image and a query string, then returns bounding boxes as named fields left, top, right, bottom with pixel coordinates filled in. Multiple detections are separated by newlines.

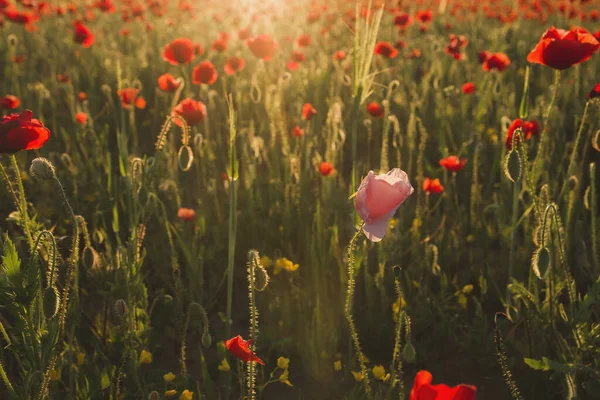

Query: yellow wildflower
left=333, top=360, right=342, bottom=371
left=351, top=371, right=364, bottom=382
left=279, top=369, right=293, bottom=387
left=260, top=255, right=273, bottom=268
left=165, top=390, right=177, bottom=397
left=372, top=365, right=391, bottom=383
left=49, top=368, right=61, bottom=381
left=277, top=357, right=290, bottom=370
left=273, top=257, right=299, bottom=275
left=218, top=359, right=231, bottom=372
left=139, top=349, right=152, bottom=365
left=462, top=284, right=474, bottom=295
left=388, top=218, right=398, bottom=230
left=77, top=352, right=85, bottom=365
left=179, top=389, right=193, bottom=400
left=163, top=372, right=176, bottom=383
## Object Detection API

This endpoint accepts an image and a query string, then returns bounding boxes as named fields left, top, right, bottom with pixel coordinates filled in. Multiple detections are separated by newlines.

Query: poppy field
left=1, top=0, right=600, bottom=399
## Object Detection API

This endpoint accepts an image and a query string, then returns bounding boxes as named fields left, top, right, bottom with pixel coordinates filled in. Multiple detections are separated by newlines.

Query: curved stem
left=10, top=155, right=34, bottom=249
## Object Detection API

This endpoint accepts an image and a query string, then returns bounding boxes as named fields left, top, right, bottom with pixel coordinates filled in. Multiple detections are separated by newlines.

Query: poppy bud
left=392, top=265, right=401, bottom=278
left=503, top=149, right=521, bottom=183
left=43, top=286, right=60, bottom=319
left=567, top=176, right=578, bottom=191
left=30, top=157, right=56, bottom=180
left=115, top=299, right=128, bottom=319
left=402, top=341, right=416, bottom=363
left=8, top=34, right=18, bottom=48
left=148, top=391, right=160, bottom=400
left=178, top=145, right=194, bottom=171
left=202, top=332, right=212, bottom=348
left=532, top=247, right=551, bottom=280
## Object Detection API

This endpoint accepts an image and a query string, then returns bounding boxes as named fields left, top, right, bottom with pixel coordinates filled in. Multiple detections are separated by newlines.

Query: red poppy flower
left=296, top=33, right=311, bottom=47
left=73, top=21, right=94, bottom=47
left=462, top=82, right=475, bottom=94
left=374, top=41, right=398, bottom=58
left=506, top=118, right=540, bottom=149
left=482, top=52, right=511, bottom=72
left=367, top=102, right=384, bottom=118
left=194, top=43, right=205, bottom=56
left=94, top=0, right=115, bottom=12
left=302, top=103, right=317, bottom=120
left=247, top=34, right=278, bottom=61
left=3, top=8, right=37, bottom=24
left=423, top=178, right=444, bottom=194
left=415, top=9, right=433, bottom=23
left=292, top=126, right=304, bottom=137
left=225, top=335, right=265, bottom=365
left=117, top=88, right=139, bottom=108
left=0, top=110, right=50, bottom=154
left=410, top=370, right=476, bottom=400
left=238, top=27, right=250, bottom=41
left=75, top=112, right=88, bottom=125
left=119, top=28, right=130, bottom=37
left=157, top=73, right=180, bottom=93
left=134, top=97, right=146, bottom=110
left=319, top=162, right=335, bottom=176
left=396, top=40, right=407, bottom=49
left=171, top=98, right=207, bottom=127
left=78, top=92, right=87, bottom=102
left=290, top=50, right=305, bottom=63
left=333, top=50, right=346, bottom=60
left=211, top=38, right=228, bottom=53
left=407, top=48, right=421, bottom=59
left=0, top=95, right=20, bottom=109
left=588, top=82, right=600, bottom=99
left=57, top=74, right=69, bottom=83
left=527, top=27, right=600, bottom=70
left=394, top=12, right=413, bottom=28
left=162, top=38, right=195, bottom=65
left=192, top=61, right=218, bottom=85
left=445, top=34, right=468, bottom=57
left=177, top=208, right=196, bottom=221
left=439, top=156, right=467, bottom=172
left=224, top=56, right=246, bottom=75
left=478, top=50, right=490, bottom=64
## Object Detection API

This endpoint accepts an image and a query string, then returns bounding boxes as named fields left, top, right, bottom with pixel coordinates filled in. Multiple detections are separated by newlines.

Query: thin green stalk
left=507, top=175, right=519, bottom=316
left=533, top=70, right=561, bottom=183
left=494, top=314, right=524, bottom=400
left=345, top=229, right=372, bottom=398
left=225, top=95, right=238, bottom=397
left=591, top=163, right=598, bottom=273
left=10, top=155, right=34, bottom=248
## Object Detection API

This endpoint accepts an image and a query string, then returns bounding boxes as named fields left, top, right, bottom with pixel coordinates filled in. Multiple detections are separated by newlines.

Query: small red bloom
left=78, top=92, right=87, bottom=102
left=319, top=162, right=335, bottom=176
left=290, top=50, right=305, bottom=63
left=117, top=88, right=139, bottom=108
left=415, top=9, right=433, bottom=23
left=462, top=82, right=475, bottom=94
left=157, top=73, right=180, bottom=93
left=393, top=12, right=413, bottom=28
left=211, top=38, right=228, bottom=53
left=238, top=27, right=250, bottom=41
left=333, top=50, right=346, bottom=60
left=588, top=82, right=600, bottom=99
left=482, top=52, right=511, bottom=72
left=296, top=33, right=311, bottom=47
left=224, top=56, right=246, bottom=75
left=225, top=335, right=265, bottom=365
left=177, top=208, right=196, bottom=222
left=366, top=102, right=384, bottom=118
left=527, top=26, right=600, bottom=70
left=302, top=103, right=317, bottom=120
left=192, top=61, right=218, bottom=85
left=477, top=51, right=491, bottom=64
left=374, top=41, right=398, bottom=58
left=171, top=98, right=207, bottom=127
left=423, top=178, right=444, bottom=194
left=247, top=34, right=278, bottom=61
left=194, top=43, right=205, bottom=56
left=75, top=112, right=88, bottom=125
left=135, top=97, right=146, bottom=110
left=410, top=370, right=476, bottom=400
left=57, top=74, right=69, bottom=83
left=506, top=118, right=540, bottom=150
left=162, top=38, right=195, bottom=65
left=73, top=21, right=94, bottom=48
left=292, top=126, right=304, bottom=137
left=0, top=95, right=20, bottom=109
left=439, top=156, right=467, bottom=172
left=0, top=110, right=50, bottom=154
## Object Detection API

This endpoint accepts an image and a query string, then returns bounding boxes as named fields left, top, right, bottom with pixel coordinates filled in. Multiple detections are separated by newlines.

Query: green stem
left=344, top=229, right=372, bottom=398
left=533, top=70, right=561, bottom=184
left=507, top=176, right=519, bottom=316
left=10, top=155, right=34, bottom=249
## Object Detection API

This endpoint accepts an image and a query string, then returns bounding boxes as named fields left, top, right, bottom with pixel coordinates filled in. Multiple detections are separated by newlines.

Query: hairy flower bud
left=30, top=157, right=56, bottom=180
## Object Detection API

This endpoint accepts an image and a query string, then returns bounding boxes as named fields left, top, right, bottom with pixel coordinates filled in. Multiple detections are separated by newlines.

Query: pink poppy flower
left=354, top=169, right=414, bottom=242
